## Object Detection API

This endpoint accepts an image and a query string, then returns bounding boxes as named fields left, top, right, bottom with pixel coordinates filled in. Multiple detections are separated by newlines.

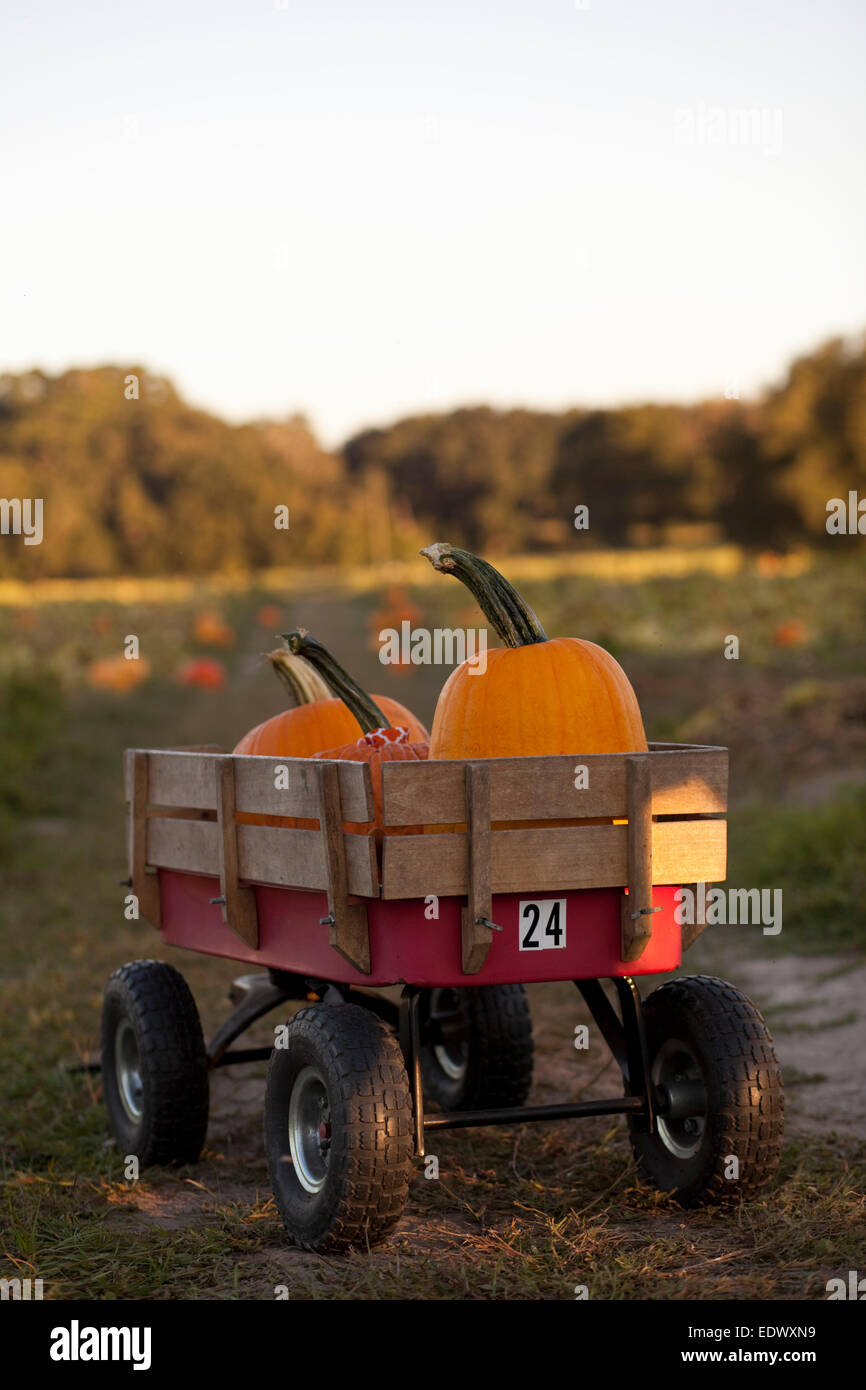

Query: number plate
left=518, top=898, right=567, bottom=951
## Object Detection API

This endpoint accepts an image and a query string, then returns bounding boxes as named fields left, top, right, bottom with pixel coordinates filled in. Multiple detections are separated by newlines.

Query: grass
left=727, top=787, right=866, bottom=955
left=0, top=541, right=766, bottom=610
left=1, top=552, right=865, bottom=1299
left=2, top=1118, right=864, bottom=1300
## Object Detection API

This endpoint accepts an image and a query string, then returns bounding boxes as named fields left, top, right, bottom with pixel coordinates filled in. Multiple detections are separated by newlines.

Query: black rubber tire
left=628, top=974, right=784, bottom=1206
left=419, top=984, right=534, bottom=1111
left=265, top=1003, right=413, bottom=1252
left=100, top=960, right=209, bottom=1166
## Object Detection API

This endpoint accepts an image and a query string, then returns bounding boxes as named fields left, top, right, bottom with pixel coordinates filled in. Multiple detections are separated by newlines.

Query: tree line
left=1, top=333, right=863, bottom=578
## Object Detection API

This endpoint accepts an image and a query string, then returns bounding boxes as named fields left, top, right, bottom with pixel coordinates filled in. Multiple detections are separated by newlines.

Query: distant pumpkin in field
left=89, top=655, right=150, bottom=692
left=757, top=552, right=784, bottom=577
left=772, top=619, right=807, bottom=648
left=193, top=610, right=235, bottom=647
left=177, top=657, right=227, bottom=689
left=368, top=585, right=420, bottom=674
left=256, top=604, right=282, bottom=630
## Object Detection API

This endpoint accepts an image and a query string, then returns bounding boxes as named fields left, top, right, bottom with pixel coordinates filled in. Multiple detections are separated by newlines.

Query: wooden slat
left=139, top=751, right=220, bottom=809
left=146, top=817, right=378, bottom=896
left=147, top=817, right=221, bottom=875
left=233, top=756, right=373, bottom=822
left=124, top=749, right=373, bottom=822
left=238, top=826, right=378, bottom=896
left=168, top=744, right=224, bottom=752
left=215, top=757, right=259, bottom=949
left=461, top=764, right=495, bottom=975
left=620, top=756, right=654, bottom=963
left=649, top=820, right=726, bottom=883
left=316, top=762, right=371, bottom=974
left=647, top=741, right=711, bottom=751
left=381, top=819, right=726, bottom=899
left=380, top=748, right=727, bottom=825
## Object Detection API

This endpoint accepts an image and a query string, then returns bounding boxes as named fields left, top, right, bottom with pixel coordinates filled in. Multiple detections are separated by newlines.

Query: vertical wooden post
left=127, top=750, right=161, bottom=930
left=215, top=757, right=260, bottom=949
left=317, top=762, right=370, bottom=974
left=461, top=762, right=495, bottom=975
left=620, top=755, right=656, bottom=962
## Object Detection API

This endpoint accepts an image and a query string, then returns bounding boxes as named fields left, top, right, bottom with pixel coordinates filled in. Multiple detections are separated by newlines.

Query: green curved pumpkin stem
left=419, top=543, right=548, bottom=648
left=283, top=630, right=392, bottom=735
left=266, top=647, right=333, bottom=708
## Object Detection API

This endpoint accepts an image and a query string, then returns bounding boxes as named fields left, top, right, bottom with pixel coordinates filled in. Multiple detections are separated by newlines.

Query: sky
left=1, top=0, right=865, bottom=446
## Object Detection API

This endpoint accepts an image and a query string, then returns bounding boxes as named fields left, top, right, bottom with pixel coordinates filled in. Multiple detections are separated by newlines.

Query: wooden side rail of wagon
left=124, top=741, right=727, bottom=978
left=378, top=742, right=728, bottom=968
left=124, top=747, right=378, bottom=970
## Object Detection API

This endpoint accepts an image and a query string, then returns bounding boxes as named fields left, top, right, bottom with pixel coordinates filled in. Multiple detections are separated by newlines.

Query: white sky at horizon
left=1, top=0, right=864, bottom=447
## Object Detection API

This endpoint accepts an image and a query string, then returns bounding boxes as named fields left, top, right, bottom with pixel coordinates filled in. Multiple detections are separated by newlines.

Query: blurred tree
left=1, top=333, right=863, bottom=577
left=0, top=368, right=372, bottom=577
left=760, top=336, right=866, bottom=540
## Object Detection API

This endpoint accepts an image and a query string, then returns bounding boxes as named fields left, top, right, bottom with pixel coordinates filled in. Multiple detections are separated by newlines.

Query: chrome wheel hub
left=289, top=1066, right=331, bottom=1194
left=428, top=989, right=469, bottom=1083
left=652, top=1038, right=708, bottom=1159
left=115, top=1019, right=144, bottom=1123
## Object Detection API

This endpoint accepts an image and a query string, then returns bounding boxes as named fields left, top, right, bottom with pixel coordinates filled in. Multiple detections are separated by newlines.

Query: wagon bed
left=124, top=741, right=728, bottom=987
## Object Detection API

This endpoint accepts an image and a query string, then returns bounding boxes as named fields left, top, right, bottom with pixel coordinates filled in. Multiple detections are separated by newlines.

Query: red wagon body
left=158, top=872, right=684, bottom=986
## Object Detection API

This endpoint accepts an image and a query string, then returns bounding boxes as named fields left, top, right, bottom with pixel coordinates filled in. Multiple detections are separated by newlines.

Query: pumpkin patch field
left=1, top=549, right=865, bottom=1300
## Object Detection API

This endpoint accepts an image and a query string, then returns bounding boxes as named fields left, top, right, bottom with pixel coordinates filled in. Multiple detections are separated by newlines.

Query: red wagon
left=101, top=741, right=784, bottom=1251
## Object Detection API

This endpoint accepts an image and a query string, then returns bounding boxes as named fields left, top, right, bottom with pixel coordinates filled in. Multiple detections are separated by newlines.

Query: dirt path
left=516, top=939, right=866, bottom=1144
left=696, top=951, right=866, bottom=1140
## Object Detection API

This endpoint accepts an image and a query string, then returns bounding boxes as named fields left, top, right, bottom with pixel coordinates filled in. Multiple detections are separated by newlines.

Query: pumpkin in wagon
left=233, top=639, right=429, bottom=831
left=280, top=631, right=429, bottom=845
left=233, top=643, right=428, bottom=758
left=420, top=543, right=647, bottom=829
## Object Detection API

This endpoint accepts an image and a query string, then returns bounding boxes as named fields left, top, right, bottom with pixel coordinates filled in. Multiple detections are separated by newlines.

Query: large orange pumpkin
left=420, top=543, right=647, bottom=829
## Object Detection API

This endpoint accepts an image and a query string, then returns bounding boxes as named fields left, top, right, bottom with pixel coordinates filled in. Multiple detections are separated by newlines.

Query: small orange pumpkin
left=177, top=657, right=227, bottom=690
left=277, top=632, right=428, bottom=845
left=234, top=635, right=429, bottom=836
left=233, top=642, right=428, bottom=758
left=89, top=654, right=150, bottom=692
left=194, top=610, right=235, bottom=647
left=309, top=723, right=428, bottom=844
left=368, top=585, right=421, bottom=675
left=772, top=619, right=807, bottom=648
